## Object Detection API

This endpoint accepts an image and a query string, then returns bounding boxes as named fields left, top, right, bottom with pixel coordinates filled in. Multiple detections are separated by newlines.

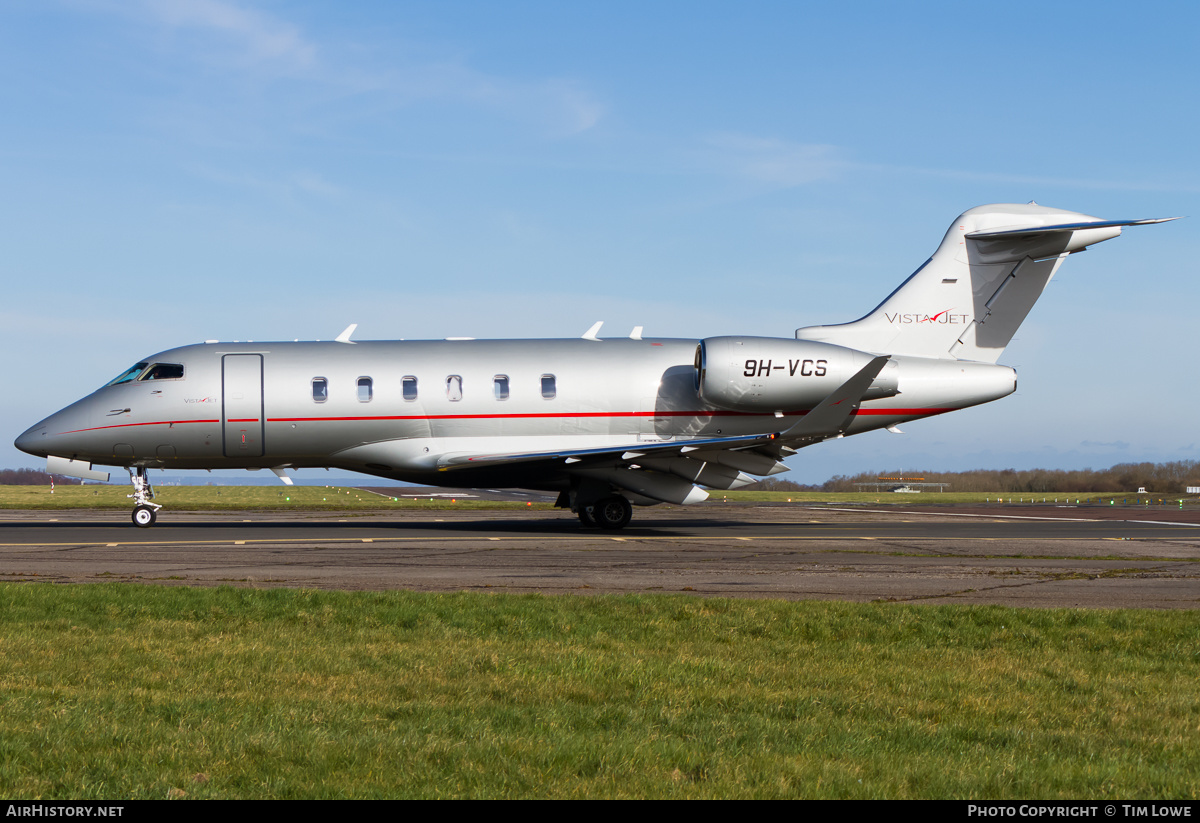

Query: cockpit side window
left=139, top=363, right=185, bottom=381
left=106, top=363, right=149, bottom=387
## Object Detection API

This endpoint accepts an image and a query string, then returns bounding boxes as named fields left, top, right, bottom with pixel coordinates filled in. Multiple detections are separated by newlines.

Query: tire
left=132, top=505, right=157, bottom=528
left=593, top=495, right=632, bottom=530
left=578, top=507, right=597, bottom=527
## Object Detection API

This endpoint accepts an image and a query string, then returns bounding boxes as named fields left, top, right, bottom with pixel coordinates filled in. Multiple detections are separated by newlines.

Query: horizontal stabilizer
left=966, top=217, right=1179, bottom=239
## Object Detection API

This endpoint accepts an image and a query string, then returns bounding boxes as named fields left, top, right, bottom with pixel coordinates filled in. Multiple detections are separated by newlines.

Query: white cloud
left=103, top=1, right=605, bottom=136
left=369, top=60, right=604, bottom=136
left=542, top=80, right=605, bottom=135
left=183, top=164, right=343, bottom=200
left=855, top=161, right=1200, bottom=194
left=140, top=0, right=316, bottom=71
left=701, top=134, right=847, bottom=188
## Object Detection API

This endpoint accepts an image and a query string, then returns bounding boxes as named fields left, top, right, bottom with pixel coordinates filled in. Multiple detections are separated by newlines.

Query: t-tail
left=796, top=203, right=1177, bottom=363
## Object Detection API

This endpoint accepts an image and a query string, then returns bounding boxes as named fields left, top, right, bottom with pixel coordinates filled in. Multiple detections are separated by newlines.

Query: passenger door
left=222, top=354, right=264, bottom=458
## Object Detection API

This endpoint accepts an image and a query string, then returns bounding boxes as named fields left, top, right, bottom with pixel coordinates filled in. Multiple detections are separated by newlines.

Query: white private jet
left=16, top=203, right=1176, bottom=528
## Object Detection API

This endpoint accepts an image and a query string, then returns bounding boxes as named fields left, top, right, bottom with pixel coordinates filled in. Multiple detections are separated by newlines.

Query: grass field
left=716, top=489, right=1197, bottom=506
left=0, top=484, right=546, bottom=511
left=2, top=484, right=1194, bottom=511
left=1, top=584, right=1197, bottom=799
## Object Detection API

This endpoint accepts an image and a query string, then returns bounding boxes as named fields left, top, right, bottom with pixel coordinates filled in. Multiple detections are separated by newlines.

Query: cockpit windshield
left=140, top=363, right=184, bottom=381
left=106, top=363, right=149, bottom=387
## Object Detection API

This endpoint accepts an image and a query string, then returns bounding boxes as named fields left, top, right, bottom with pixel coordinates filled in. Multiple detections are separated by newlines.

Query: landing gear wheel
left=127, top=467, right=161, bottom=528
left=132, top=505, right=157, bottom=528
left=593, top=495, right=633, bottom=530
left=578, top=507, right=597, bottom=528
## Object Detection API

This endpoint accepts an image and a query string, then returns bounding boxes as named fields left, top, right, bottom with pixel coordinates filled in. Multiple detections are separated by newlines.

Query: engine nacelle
left=696, top=336, right=898, bottom=412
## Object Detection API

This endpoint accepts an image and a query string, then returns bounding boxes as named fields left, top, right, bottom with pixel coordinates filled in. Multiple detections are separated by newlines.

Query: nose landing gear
left=128, top=467, right=161, bottom=528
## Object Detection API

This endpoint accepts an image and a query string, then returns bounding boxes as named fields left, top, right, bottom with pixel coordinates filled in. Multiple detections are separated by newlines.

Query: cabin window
left=446, top=375, right=462, bottom=402
left=106, top=363, right=149, bottom=387
left=312, top=377, right=328, bottom=403
left=494, top=375, right=510, bottom=400
left=357, top=377, right=373, bottom=402
left=140, top=363, right=184, bottom=381
left=541, top=374, right=556, bottom=399
left=402, top=376, right=418, bottom=401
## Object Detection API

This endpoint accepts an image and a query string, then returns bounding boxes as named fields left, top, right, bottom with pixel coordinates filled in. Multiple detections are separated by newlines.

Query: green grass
left=715, top=489, right=1198, bottom=505
left=0, top=484, right=547, bottom=511
left=3, top=485, right=1194, bottom=511
left=1, top=584, right=1197, bottom=798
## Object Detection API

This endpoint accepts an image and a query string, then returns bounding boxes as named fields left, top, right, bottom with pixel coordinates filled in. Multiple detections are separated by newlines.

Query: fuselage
left=16, top=337, right=1016, bottom=490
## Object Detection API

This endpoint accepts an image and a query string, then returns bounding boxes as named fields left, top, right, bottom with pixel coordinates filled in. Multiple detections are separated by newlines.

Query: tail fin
left=796, top=203, right=1176, bottom=363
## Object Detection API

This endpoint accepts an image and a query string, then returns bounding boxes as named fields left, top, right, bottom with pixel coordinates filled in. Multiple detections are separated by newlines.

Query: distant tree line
left=4, top=460, right=1200, bottom=494
left=821, top=461, right=1200, bottom=495
left=0, top=469, right=81, bottom=486
left=737, top=478, right=824, bottom=493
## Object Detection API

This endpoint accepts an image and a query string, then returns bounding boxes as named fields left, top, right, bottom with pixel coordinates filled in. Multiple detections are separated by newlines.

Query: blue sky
left=2, top=1, right=1196, bottom=484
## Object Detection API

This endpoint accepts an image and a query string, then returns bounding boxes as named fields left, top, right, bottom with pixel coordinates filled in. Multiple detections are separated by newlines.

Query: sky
left=1, top=0, right=1196, bottom=485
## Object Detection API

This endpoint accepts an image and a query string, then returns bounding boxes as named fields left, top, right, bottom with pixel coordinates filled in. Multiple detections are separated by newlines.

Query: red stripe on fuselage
left=55, top=407, right=956, bottom=436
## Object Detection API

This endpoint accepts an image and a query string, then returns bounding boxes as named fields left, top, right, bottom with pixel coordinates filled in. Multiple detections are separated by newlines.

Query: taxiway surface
left=3, top=504, right=1198, bottom=608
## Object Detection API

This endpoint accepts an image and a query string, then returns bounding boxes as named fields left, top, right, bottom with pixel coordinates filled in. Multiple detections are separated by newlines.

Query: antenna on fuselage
left=335, top=324, right=358, bottom=344
left=582, top=321, right=603, bottom=341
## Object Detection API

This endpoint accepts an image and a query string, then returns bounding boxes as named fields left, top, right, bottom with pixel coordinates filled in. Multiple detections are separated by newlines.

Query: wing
left=430, top=357, right=891, bottom=504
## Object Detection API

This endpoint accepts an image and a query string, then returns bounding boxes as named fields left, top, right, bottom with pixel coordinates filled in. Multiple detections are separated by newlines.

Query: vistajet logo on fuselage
left=885, top=309, right=969, bottom=325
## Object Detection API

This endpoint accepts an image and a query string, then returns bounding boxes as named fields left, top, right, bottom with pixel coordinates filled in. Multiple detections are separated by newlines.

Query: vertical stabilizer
left=795, top=204, right=1172, bottom=363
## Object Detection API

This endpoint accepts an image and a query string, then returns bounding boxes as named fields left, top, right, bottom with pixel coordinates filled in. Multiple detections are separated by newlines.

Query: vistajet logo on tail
left=885, top=309, right=969, bottom=325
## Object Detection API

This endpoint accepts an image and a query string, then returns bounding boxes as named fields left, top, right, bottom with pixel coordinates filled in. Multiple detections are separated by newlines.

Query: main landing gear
left=128, top=467, right=162, bottom=528
left=578, top=495, right=633, bottom=530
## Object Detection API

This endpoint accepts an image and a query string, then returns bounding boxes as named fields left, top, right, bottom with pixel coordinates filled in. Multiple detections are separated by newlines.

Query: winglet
left=782, top=356, right=890, bottom=439
left=335, top=324, right=358, bottom=344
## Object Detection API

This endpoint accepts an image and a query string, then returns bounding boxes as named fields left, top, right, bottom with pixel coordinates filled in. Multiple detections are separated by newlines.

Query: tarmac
left=2, top=503, right=1198, bottom=608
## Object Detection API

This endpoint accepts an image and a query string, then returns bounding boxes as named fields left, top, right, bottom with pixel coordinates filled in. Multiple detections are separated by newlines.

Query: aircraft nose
left=17, top=397, right=111, bottom=463
left=14, top=422, right=50, bottom=458
left=15, top=406, right=81, bottom=459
